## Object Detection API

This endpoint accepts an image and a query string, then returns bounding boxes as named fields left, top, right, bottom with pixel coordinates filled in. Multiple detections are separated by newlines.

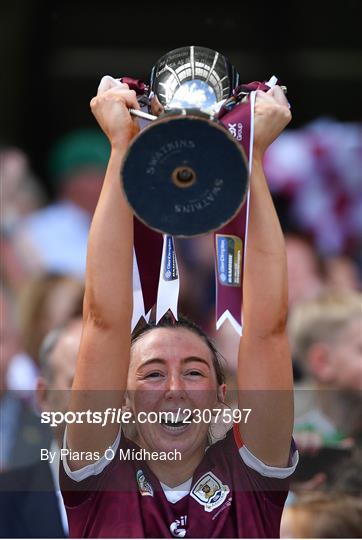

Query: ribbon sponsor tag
left=215, top=234, right=242, bottom=287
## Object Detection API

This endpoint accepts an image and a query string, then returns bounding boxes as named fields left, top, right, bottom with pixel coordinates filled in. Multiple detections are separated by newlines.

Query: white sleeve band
left=238, top=444, right=299, bottom=479
left=62, top=426, right=121, bottom=483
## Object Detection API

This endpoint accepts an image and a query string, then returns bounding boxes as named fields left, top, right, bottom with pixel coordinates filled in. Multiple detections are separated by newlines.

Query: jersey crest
left=136, top=469, right=154, bottom=496
left=190, top=471, right=230, bottom=512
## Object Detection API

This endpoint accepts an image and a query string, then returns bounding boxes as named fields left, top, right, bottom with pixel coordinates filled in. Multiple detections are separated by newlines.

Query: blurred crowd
left=0, top=119, right=361, bottom=537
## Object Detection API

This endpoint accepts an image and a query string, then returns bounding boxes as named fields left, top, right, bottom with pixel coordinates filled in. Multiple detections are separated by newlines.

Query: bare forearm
left=68, top=149, right=133, bottom=461
left=84, top=148, right=133, bottom=326
left=243, top=157, right=288, bottom=337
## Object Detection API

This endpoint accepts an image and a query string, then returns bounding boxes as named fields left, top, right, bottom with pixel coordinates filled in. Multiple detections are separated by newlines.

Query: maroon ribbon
left=214, top=95, right=253, bottom=332
left=214, top=78, right=284, bottom=333
left=133, top=217, right=163, bottom=316
left=120, top=77, right=147, bottom=95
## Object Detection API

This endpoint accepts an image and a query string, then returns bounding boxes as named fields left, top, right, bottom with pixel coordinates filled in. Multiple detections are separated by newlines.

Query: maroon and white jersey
left=60, top=426, right=298, bottom=538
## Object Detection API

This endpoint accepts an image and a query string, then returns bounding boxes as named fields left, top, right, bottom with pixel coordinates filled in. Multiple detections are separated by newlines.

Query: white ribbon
left=156, top=235, right=180, bottom=323
left=131, top=249, right=146, bottom=330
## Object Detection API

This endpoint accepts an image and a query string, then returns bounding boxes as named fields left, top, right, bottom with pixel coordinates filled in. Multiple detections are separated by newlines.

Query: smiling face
left=126, top=327, right=226, bottom=460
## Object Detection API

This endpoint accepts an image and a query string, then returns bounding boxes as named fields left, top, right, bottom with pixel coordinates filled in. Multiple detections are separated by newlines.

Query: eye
left=185, top=370, right=204, bottom=378
left=144, top=371, right=164, bottom=379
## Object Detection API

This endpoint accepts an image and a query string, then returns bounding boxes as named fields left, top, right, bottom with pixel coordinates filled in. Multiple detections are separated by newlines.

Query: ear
left=35, top=376, right=49, bottom=412
left=217, top=383, right=227, bottom=403
left=307, top=343, right=335, bottom=384
left=122, top=391, right=133, bottom=412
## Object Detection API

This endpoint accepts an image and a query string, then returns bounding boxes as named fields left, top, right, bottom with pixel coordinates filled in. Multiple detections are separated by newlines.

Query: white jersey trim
left=62, top=426, right=121, bottom=482
left=63, top=427, right=192, bottom=503
left=238, top=443, right=299, bottom=479
left=63, top=426, right=298, bottom=486
left=160, top=478, right=192, bottom=504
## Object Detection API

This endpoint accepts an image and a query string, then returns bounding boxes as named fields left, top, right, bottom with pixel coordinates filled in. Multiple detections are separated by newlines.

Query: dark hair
left=131, top=312, right=226, bottom=386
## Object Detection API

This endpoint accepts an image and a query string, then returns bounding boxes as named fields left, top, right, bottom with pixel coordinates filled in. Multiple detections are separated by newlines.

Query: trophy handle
left=129, top=108, right=157, bottom=121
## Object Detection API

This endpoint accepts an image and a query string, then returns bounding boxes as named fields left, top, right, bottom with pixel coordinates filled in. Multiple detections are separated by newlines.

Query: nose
left=164, top=373, right=186, bottom=401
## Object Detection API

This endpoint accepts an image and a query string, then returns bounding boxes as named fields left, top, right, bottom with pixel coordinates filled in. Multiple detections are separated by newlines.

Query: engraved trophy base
left=122, top=111, right=249, bottom=237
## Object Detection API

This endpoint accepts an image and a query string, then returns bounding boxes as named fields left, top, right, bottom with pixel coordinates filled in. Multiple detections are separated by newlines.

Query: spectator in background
left=176, top=235, right=215, bottom=330
left=0, top=318, right=82, bottom=538
left=280, top=493, right=362, bottom=538
left=0, top=287, right=49, bottom=471
left=1, top=272, right=83, bottom=472
left=12, top=129, right=109, bottom=278
left=264, top=119, right=362, bottom=260
left=289, top=291, right=362, bottom=445
left=0, top=233, right=28, bottom=296
left=285, top=233, right=325, bottom=308
left=0, top=148, right=46, bottom=294
left=326, top=449, right=362, bottom=498
left=0, top=147, right=45, bottom=235
left=17, top=273, right=84, bottom=371
left=325, top=254, right=361, bottom=292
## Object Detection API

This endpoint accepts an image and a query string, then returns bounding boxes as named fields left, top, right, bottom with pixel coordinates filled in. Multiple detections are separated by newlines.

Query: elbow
left=83, top=291, right=132, bottom=331
left=254, top=302, right=289, bottom=340
left=86, top=305, right=111, bottom=331
left=269, top=309, right=288, bottom=336
left=82, top=293, right=110, bottom=330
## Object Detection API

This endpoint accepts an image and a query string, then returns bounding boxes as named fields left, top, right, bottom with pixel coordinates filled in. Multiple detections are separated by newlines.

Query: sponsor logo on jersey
left=190, top=471, right=230, bottom=512
left=136, top=469, right=154, bottom=496
left=170, top=515, right=187, bottom=538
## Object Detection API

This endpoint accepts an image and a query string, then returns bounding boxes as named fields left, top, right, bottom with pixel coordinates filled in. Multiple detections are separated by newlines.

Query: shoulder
left=60, top=429, right=136, bottom=507
left=207, top=425, right=298, bottom=481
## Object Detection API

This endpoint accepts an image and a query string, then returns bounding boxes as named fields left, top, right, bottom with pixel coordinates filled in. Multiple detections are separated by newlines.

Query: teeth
left=160, top=412, right=193, bottom=423
left=161, top=423, right=188, bottom=432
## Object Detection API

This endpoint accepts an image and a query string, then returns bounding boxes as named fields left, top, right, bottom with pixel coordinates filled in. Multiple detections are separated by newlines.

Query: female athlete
left=61, top=74, right=298, bottom=538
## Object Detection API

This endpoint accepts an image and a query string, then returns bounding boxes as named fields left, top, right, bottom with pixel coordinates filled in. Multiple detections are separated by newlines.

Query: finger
left=267, top=85, right=289, bottom=107
left=97, top=75, right=127, bottom=95
left=96, top=86, right=140, bottom=112
left=116, top=89, right=140, bottom=111
left=255, top=89, right=276, bottom=103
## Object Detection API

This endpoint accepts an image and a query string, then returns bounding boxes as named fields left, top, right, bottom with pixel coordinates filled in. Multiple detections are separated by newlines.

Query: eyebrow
left=138, top=356, right=211, bottom=370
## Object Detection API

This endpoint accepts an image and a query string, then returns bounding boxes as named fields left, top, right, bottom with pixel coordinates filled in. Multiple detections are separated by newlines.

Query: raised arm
left=67, top=79, right=140, bottom=469
left=237, top=87, right=294, bottom=467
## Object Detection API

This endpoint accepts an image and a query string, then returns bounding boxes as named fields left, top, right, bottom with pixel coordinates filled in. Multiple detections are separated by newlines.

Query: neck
left=146, top=444, right=205, bottom=487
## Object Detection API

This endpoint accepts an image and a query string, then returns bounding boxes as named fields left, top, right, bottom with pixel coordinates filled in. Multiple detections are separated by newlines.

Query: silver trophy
left=122, top=46, right=249, bottom=237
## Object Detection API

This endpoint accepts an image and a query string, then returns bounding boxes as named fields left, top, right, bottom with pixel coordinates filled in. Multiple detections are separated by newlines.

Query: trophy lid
left=149, top=46, right=240, bottom=114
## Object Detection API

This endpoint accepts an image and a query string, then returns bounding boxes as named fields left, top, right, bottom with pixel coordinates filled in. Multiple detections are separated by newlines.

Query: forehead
left=131, top=327, right=212, bottom=363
